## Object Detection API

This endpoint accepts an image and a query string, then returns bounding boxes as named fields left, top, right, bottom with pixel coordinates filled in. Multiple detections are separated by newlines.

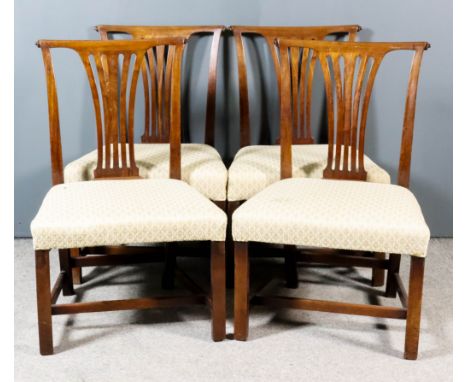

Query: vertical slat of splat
left=290, top=47, right=300, bottom=140
left=357, top=56, right=382, bottom=174
left=298, top=48, right=309, bottom=140
left=163, top=45, right=175, bottom=142
left=305, top=51, right=317, bottom=143
left=94, top=53, right=112, bottom=170
left=266, top=37, right=281, bottom=94
left=156, top=46, right=166, bottom=140
left=234, top=31, right=250, bottom=147
left=350, top=55, right=368, bottom=172
left=40, top=48, right=64, bottom=185
left=332, top=54, right=344, bottom=171
left=398, top=48, right=425, bottom=188
left=342, top=53, right=356, bottom=172
left=107, top=54, right=120, bottom=170
left=141, top=58, right=151, bottom=141
left=119, top=53, right=131, bottom=169
left=205, top=29, right=222, bottom=146
left=147, top=48, right=158, bottom=140
left=80, top=53, right=104, bottom=174
left=127, top=52, right=145, bottom=174
left=279, top=46, right=293, bottom=179
left=320, top=54, right=335, bottom=174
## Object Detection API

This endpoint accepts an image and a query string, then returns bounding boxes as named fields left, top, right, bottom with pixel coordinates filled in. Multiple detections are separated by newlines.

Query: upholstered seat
left=64, top=143, right=228, bottom=201
left=232, top=178, right=430, bottom=257
left=31, top=179, right=227, bottom=250
left=227, top=144, right=391, bottom=201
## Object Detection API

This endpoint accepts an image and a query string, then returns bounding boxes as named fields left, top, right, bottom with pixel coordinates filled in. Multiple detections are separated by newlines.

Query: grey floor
left=15, top=239, right=452, bottom=382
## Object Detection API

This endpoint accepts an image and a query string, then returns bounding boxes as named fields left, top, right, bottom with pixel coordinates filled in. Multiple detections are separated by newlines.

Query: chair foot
left=35, top=250, right=53, bottom=355
left=371, top=253, right=386, bottom=287
left=234, top=242, right=249, bottom=341
left=211, top=241, right=226, bottom=341
left=404, top=257, right=425, bottom=360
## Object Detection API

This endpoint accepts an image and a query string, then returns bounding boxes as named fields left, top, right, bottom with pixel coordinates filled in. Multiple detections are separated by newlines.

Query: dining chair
left=232, top=39, right=430, bottom=359
left=32, top=38, right=227, bottom=355
left=228, top=24, right=388, bottom=287
left=61, top=25, right=227, bottom=285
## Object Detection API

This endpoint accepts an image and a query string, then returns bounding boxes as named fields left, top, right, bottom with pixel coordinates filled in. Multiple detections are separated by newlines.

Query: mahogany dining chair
left=32, top=38, right=227, bottom=355
left=232, top=38, right=430, bottom=359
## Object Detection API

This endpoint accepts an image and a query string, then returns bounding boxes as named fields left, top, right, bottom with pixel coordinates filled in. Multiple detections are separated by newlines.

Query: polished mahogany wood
left=230, top=25, right=361, bottom=147
left=251, top=296, right=407, bottom=319
left=211, top=241, right=226, bottom=341
left=405, top=257, right=425, bottom=360
left=51, top=295, right=206, bottom=315
left=35, top=250, right=53, bottom=356
left=58, top=249, right=74, bottom=296
left=234, top=242, right=249, bottom=340
left=96, top=25, right=224, bottom=146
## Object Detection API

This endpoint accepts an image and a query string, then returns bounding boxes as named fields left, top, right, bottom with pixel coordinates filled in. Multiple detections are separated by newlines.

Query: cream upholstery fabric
left=64, top=143, right=227, bottom=201
left=232, top=178, right=430, bottom=257
left=227, top=144, right=391, bottom=201
left=31, top=179, right=227, bottom=250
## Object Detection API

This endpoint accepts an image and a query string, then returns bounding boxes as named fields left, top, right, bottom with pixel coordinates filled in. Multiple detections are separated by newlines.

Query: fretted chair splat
left=96, top=25, right=224, bottom=146
left=230, top=25, right=361, bottom=146
left=38, top=39, right=186, bottom=183
left=277, top=40, right=429, bottom=184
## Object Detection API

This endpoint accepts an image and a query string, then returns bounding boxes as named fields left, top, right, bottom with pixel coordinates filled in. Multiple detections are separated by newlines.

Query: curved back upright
left=37, top=38, right=186, bottom=185
left=277, top=39, right=429, bottom=186
left=96, top=25, right=224, bottom=146
left=230, top=25, right=362, bottom=147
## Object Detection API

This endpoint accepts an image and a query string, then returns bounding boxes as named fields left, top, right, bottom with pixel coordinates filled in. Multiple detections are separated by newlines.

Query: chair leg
left=162, top=244, right=176, bottom=290
left=371, top=252, right=386, bottom=287
left=404, top=257, right=425, bottom=360
left=234, top=242, right=249, bottom=341
left=211, top=241, right=226, bottom=341
left=284, top=245, right=298, bottom=289
left=70, top=248, right=83, bottom=285
left=226, top=201, right=240, bottom=289
left=59, top=249, right=75, bottom=296
left=385, top=254, right=401, bottom=297
left=35, top=250, right=53, bottom=355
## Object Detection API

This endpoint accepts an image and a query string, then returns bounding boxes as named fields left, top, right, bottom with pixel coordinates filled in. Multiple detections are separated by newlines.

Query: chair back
left=37, top=38, right=186, bottom=185
left=230, top=25, right=362, bottom=146
left=96, top=25, right=224, bottom=146
left=277, top=39, right=429, bottom=187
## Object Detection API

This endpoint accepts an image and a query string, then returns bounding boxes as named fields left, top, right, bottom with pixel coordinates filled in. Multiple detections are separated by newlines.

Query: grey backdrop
left=14, top=0, right=453, bottom=236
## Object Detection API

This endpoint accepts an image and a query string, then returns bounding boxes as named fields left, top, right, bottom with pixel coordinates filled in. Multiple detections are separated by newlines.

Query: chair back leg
left=35, top=250, right=53, bottom=355
left=284, top=245, right=299, bottom=288
left=371, top=252, right=386, bottom=287
left=404, top=256, right=425, bottom=360
left=70, top=248, right=83, bottom=284
left=59, top=249, right=75, bottom=296
left=234, top=242, right=249, bottom=340
left=211, top=241, right=226, bottom=341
